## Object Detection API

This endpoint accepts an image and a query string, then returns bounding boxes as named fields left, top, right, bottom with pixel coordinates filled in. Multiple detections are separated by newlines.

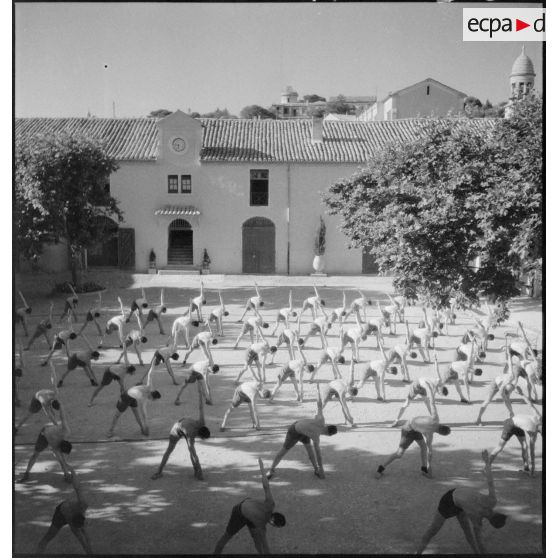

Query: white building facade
left=16, top=113, right=496, bottom=275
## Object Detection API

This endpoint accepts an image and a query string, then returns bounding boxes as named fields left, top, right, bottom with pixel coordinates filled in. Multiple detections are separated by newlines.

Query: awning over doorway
left=154, top=205, right=201, bottom=216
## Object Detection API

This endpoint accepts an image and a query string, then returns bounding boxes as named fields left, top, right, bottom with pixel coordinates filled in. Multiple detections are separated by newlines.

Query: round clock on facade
left=171, top=137, right=187, bottom=152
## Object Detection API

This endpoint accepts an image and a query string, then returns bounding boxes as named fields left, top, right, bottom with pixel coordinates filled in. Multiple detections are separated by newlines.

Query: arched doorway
left=88, top=216, right=119, bottom=267
left=242, top=217, right=275, bottom=273
left=168, top=219, right=193, bottom=265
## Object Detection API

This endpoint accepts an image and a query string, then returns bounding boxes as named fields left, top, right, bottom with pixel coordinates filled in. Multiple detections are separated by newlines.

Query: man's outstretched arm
left=258, top=458, right=273, bottom=504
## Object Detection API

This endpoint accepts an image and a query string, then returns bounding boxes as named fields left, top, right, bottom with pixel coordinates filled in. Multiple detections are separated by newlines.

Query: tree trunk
left=68, top=244, right=82, bottom=289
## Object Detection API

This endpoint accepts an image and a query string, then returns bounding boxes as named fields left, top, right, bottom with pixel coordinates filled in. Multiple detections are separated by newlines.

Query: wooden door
left=118, top=228, right=135, bottom=268
left=242, top=218, right=275, bottom=273
left=362, top=249, right=379, bottom=275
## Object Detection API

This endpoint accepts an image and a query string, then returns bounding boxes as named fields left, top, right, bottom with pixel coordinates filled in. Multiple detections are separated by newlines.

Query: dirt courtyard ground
left=14, top=272, right=543, bottom=554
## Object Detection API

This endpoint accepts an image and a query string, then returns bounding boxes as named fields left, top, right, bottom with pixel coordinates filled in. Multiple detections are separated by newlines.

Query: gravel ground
left=14, top=272, right=542, bottom=554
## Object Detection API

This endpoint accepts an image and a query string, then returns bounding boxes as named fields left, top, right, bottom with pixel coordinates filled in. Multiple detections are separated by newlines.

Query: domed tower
left=280, top=86, right=298, bottom=104
left=509, top=46, right=536, bottom=100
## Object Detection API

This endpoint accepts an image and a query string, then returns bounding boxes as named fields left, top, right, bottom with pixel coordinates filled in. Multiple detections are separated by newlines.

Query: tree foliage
left=314, top=216, right=326, bottom=255
left=323, top=97, right=542, bottom=305
left=148, top=109, right=173, bottom=118
left=307, top=105, right=327, bottom=119
left=303, top=94, right=326, bottom=103
left=201, top=108, right=238, bottom=119
left=239, top=105, right=276, bottom=120
left=15, top=132, right=122, bottom=284
left=463, top=96, right=483, bottom=118
left=326, top=95, right=355, bottom=115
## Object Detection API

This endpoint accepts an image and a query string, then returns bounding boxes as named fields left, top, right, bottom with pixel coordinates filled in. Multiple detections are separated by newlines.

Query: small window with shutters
left=168, top=175, right=178, bottom=193
left=181, top=175, right=192, bottom=194
left=250, top=170, right=269, bottom=206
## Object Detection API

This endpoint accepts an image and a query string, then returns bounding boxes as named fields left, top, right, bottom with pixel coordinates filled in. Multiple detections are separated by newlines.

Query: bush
left=52, top=281, right=105, bottom=295
left=314, top=217, right=326, bottom=256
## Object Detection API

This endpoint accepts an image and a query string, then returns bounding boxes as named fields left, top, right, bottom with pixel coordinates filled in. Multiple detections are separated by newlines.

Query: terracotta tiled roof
left=15, top=117, right=159, bottom=161
left=382, top=78, right=469, bottom=102
left=15, top=116, right=496, bottom=164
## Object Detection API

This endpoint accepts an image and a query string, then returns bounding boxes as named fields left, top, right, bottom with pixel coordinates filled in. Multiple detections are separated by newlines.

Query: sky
left=15, top=2, right=544, bottom=118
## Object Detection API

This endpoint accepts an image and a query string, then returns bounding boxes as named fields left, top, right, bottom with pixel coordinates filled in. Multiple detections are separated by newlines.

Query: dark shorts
left=410, top=381, right=427, bottom=398
left=53, top=338, right=65, bottom=351
left=85, top=311, right=94, bottom=322
left=116, top=393, right=138, bottom=412
left=284, top=422, right=311, bottom=449
left=67, top=355, right=80, bottom=370
left=438, top=489, right=462, bottom=519
left=399, top=426, right=423, bottom=449
left=185, top=370, right=203, bottom=384
left=447, top=369, right=459, bottom=380
left=29, top=396, right=42, bottom=414
left=148, top=307, right=165, bottom=320
left=52, top=503, right=85, bottom=529
left=34, top=432, right=49, bottom=452
left=279, top=366, right=295, bottom=381
left=501, top=418, right=525, bottom=441
left=101, top=369, right=120, bottom=386
left=231, top=388, right=251, bottom=408
left=246, top=349, right=259, bottom=364
left=225, top=500, right=255, bottom=536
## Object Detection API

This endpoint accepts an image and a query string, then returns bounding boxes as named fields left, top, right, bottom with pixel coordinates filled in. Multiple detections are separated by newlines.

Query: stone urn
left=312, top=254, right=325, bottom=273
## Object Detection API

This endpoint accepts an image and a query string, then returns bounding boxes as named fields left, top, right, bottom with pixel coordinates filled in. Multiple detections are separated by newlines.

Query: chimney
left=311, top=117, right=324, bottom=143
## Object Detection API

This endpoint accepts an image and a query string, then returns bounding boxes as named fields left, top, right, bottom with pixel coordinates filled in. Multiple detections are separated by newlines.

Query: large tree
left=148, top=109, right=173, bottom=118
left=323, top=97, right=542, bottom=305
left=15, top=132, right=122, bottom=285
left=326, top=95, right=355, bottom=115
left=303, top=94, right=326, bottom=103
left=201, top=108, right=237, bottom=119
left=239, top=105, right=276, bottom=120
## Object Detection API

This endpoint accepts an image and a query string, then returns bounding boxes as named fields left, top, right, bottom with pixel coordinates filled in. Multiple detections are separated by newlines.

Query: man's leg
left=269, top=377, right=284, bottom=400
left=133, top=345, right=144, bottom=366
left=416, top=512, right=446, bottom=554
left=488, top=438, right=508, bottom=464
left=303, top=442, right=321, bottom=475
left=17, top=450, right=41, bottom=482
left=132, top=407, right=148, bottom=436
left=476, top=387, right=497, bottom=424
left=220, top=405, right=235, bottom=431
left=84, top=365, right=98, bottom=386
left=107, top=410, right=123, bottom=438
left=267, top=446, right=289, bottom=478
left=36, top=523, right=62, bottom=554
left=152, top=437, right=179, bottom=479
left=214, top=531, right=233, bottom=554
left=375, top=447, right=406, bottom=478
left=417, top=438, right=432, bottom=478
left=69, top=525, right=93, bottom=555
left=186, top=438, right=204, bottom=480
left=456, top=513, right=480, bottom=554
left=248, top=527, right=269, bottom=554
left=518, top=437, right=530, bottom=471
left=248, top=402, right=260, bottom=430
left=165, top=361, right=179, bottom=385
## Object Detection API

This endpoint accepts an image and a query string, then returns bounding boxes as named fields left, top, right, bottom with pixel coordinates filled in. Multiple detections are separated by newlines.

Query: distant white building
left=359, top=78, right=468, bottom=121
left=271, top=86, right=375, bottom=120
